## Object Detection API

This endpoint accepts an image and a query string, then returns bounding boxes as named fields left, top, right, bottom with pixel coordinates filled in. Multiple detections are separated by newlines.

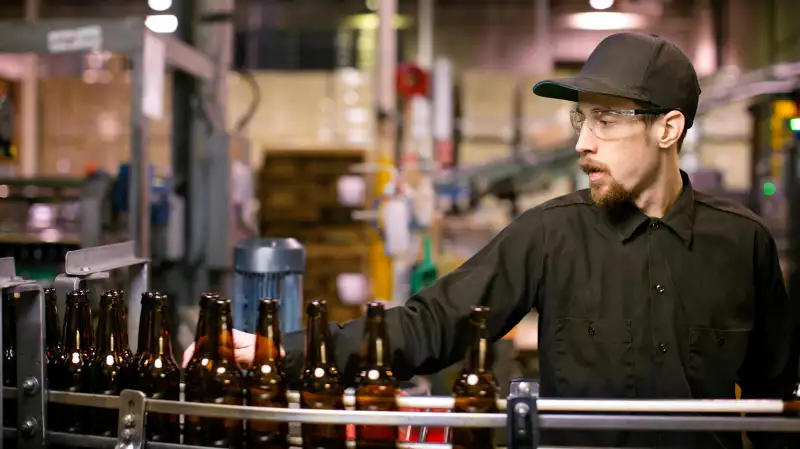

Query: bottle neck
left=96, top=301, right=124, bottom=353
left=206, top=302, right=236, bottom=364
left=63, top=301, right=87, bottom=352
left=78, top=300, right=94, bottom=351
left=45, top=300, right=60, bottom=350
left=361, top=316, right=391, bottom=368
left=463, top=321, right=492, bottom=373
left=148, top=305, right=175, bottom=360
left=112, top=300, right=129, bottom=348
left=253, top=309, right=282, bottom=365
left=305, top=313, right=332, bottom=367
left=136, top=301, right=154, bottom=355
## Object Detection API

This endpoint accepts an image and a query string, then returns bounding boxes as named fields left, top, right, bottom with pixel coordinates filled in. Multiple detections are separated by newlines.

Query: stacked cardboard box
left=258, top=148, right=370, bottom=324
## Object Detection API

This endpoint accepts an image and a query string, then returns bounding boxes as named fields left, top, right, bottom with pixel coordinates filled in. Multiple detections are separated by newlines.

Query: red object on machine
left=396, top=64, right=430, bottom=100
left=346, top=390, right=448, bottom=443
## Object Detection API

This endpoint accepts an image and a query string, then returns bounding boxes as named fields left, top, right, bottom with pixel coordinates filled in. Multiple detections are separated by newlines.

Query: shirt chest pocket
left=687, top=327, right=750, bottom=399
left=553, top=318, right=636, bottom=398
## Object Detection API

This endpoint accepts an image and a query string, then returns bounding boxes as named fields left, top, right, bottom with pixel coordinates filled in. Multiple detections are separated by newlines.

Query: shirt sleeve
left=738, top=226, right=800, bottom=448
left=282, top=209, right=546, bottom=387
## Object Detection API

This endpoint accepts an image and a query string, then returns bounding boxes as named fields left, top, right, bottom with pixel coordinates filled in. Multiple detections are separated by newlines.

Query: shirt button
left=716, top=335, right=725, bottom=346
left=650, top=220, right=661, bottom=229
left=659, top=343, right=668, bottom=353
left=587, top=326, right=596, bottom=336
left=655, top=284, right=665, bottom=294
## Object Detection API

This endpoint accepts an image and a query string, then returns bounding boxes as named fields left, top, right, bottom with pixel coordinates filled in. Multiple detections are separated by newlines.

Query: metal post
left=115, top=390, right=146, bottom=449
left=378, top=0, right=398, bottom=124
left=533, top=0, right=553, bottom=74
left=507, top=379, right=539, bottom=449
left=129, top=49, right=151, bottom=262
left=19, top=0, right=39, bottom=177
left=415, top=0, right=434, bottom=163
left=14, top=285, right=47, bottom=449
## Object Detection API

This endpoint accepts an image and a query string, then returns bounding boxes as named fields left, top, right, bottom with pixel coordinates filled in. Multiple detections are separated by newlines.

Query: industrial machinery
left=0, top=17, right=255, bottom=355
left=0, top=174, right=117, bottom=282
left=233, top=236, right=306, bottom=335
left=2, top=245, right=800, bottom=449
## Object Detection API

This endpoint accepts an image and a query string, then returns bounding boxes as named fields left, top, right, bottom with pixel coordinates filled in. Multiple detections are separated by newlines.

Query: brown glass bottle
left=137, top=293, right=181, bottom=443
left=183, top=292, right=217, bottom=364
left=44, top=288, right=68, bottom=434
left=184, top=297, right=244, bottom=448
left=246, top=298, right=289, bottom=449
left=87, top=291, right=129, bottom=436
left=78, top=290, right=97, bottom=362
left=355, top=302, right=399, bottom=449
left=450, top=306, right=498, bottom=449
left=110, top=290, right=133, bottom=361
left=60, top=290, right=93, bottom=434
left=300, top=300, right=346, bottom=449
left=3, top=293, right=17, bottom=429
left=119, top=292, right=158, bottom=392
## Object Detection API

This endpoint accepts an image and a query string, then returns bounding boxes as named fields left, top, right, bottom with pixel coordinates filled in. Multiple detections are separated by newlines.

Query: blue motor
left=233, top=237, right=305, bottom=335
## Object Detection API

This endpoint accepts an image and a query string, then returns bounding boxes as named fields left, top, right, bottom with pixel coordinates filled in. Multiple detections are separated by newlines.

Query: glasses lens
left=570, top=111, right=584, bottom=135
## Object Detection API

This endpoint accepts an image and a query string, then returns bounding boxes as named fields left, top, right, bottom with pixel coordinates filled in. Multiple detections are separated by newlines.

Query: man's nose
left=575, top=122, right=597, bottom=155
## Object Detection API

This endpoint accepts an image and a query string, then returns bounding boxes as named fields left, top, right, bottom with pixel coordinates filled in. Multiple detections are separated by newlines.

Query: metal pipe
left=28, top=387, right=797, bottom=416
left=19, top=0, right=39, bottom=177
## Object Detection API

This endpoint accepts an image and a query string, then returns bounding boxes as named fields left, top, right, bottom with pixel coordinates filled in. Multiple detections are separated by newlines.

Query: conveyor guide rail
left=1, top=243, right=800, bottom=449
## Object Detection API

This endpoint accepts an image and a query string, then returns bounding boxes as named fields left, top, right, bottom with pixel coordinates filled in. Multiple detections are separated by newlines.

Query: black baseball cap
left=532, top=33, right=701, bottom=128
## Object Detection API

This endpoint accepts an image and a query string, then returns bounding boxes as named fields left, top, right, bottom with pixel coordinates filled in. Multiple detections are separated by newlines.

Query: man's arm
left=738, top=227, right=800, bottom=448
left=283, top=210, right=546, bottom=387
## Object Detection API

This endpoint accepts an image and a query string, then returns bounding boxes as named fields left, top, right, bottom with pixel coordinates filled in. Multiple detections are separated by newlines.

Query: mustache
left=579, top=159, right=609, bottom=175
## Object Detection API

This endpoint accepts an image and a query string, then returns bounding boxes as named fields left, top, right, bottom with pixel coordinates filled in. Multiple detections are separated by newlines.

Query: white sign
left=47, top=25, right=102, bottom=53
left=142, top=33, right=166, bottom=120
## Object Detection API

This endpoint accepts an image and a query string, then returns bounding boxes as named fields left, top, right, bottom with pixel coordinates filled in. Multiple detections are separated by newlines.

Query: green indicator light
left=790, top=118, right=800, bottom=132
left=763, top=181, right=777, bottom=196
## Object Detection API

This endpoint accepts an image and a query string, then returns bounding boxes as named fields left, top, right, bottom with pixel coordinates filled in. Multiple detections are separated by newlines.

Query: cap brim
left=532, top=77, right=650, bottom=103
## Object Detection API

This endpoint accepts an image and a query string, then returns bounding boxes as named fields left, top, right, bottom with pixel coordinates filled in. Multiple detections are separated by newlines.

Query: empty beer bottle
left=87, top=290, right=129, bottom=436
left=450, top=306, right=498, bottom=449
left=44, top=288, right=67, bottom=434
left=355, top=302, right=398, bottom=449
left=246, top=298, right=289, bottom=449
left=78, top=290, right=97, bottom=362
left=137, top=293, right=181, bottom=443
left=184, top=297, right=244, bottom=447
left=61, top=290, right=93, bottom=434
left=3, top=293, right=16, bottom=429
left=110, top=290, right=133, bottom=361
left=184, top=293, right=218, bottom=364
left=301, top=300, right=346, bottom=449
left=119, top=292, right=158, bottom=391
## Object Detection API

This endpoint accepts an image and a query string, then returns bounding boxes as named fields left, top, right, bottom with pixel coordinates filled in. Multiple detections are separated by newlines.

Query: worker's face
left=574, top=92, right=660, bottom=210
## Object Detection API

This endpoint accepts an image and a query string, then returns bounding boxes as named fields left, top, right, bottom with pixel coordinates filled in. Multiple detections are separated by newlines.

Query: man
left=186, top=33, right=799, bottom=448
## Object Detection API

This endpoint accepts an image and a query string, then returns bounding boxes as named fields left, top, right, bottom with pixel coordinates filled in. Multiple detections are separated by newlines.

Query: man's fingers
left=182, top=344, right=195, bottom=368
left=181, top=331, right=258, bottom=368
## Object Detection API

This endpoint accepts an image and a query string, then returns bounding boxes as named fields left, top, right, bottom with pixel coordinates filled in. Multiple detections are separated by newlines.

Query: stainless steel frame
left=0, top=17, right=216, bottom=272
left=3, top=247, right=800, bottom=448
left=53, top=241, right=150, bottom=351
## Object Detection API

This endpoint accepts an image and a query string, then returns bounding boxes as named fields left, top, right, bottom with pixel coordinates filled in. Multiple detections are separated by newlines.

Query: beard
left=579, top=159, right=635, bottom=211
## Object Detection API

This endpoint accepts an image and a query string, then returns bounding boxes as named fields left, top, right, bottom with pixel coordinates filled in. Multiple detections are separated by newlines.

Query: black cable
left=234, top=69, right=261, bottom=134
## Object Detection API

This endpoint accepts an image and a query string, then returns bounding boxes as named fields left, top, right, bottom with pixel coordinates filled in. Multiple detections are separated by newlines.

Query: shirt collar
left=602, top=170, right=695, bottom=246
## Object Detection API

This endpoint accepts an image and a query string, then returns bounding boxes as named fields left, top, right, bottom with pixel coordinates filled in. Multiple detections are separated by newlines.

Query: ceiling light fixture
left=145, top=15, right=179, bottom=34
left=148, top=0, right=173, bottom=12
left=564, top=12, right=647, bottom=30
left=589, top=0, right=615, bottom=10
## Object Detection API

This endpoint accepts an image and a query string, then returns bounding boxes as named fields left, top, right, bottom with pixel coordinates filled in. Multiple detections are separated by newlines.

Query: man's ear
left=657, top=110, right=685, bottom=149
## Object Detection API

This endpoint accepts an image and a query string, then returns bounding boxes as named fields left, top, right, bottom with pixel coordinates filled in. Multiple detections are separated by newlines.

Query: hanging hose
left=234, top=69, right=261, bottom=134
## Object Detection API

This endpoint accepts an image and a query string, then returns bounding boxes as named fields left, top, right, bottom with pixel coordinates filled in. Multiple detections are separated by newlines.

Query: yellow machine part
left=370, top=156, right=394, bottom=302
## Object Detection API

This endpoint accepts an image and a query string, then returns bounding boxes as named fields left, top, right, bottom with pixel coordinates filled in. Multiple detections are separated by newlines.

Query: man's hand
left=181, top=329, right=257, bottom=368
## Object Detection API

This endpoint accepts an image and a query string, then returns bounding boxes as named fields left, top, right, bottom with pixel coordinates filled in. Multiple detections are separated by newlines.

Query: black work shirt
left=284, top=171, right=799, bottom=449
